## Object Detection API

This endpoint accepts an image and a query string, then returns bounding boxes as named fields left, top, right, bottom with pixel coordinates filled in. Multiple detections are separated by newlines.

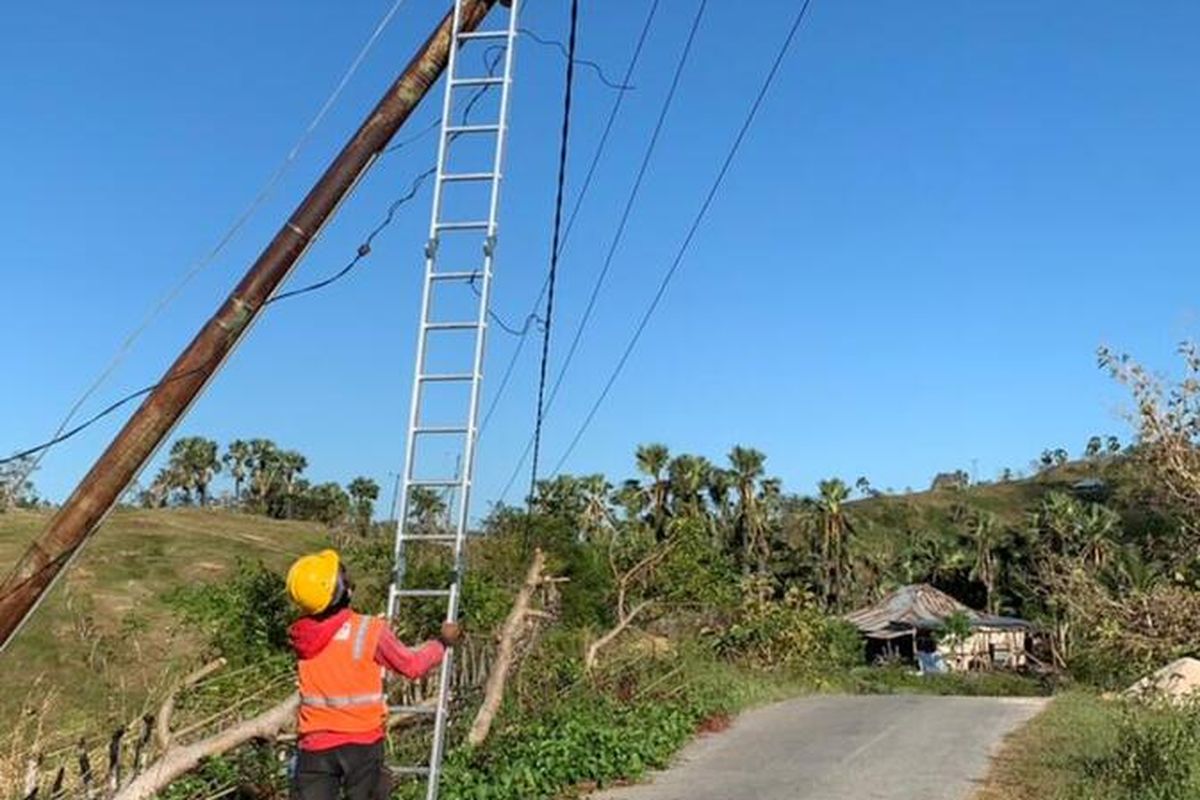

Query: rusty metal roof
left=843, top=584, right=1030, bottom=636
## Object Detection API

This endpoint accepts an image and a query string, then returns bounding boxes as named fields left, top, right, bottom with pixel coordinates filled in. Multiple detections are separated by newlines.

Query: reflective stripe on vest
left=351, top=614, right=371, bottom=661
left=300, top=692, right=387, bottom=708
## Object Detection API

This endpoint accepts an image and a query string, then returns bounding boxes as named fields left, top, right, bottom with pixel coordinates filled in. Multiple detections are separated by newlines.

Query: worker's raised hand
left=438, top=621, right=463, bottom=647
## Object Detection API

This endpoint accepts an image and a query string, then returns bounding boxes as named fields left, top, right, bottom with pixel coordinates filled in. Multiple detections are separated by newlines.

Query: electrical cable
left=527, top=0, right=581, bottom=501
left=5, top=0, right=411, bottom=479
left=497, top=0, right=705, bottom=502
left=519, top=27, right=633, bottom=91
left=477, top=0, right=661, bottom=438
left=550, top=0, right=817, bottom=475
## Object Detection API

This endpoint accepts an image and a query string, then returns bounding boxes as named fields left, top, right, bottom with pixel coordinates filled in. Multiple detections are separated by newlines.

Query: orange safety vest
left=297, top=612, right=387, bottom=735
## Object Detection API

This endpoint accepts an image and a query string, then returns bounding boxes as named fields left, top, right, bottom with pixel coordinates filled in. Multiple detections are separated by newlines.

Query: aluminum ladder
left=385, top=0, right=520, bottom=797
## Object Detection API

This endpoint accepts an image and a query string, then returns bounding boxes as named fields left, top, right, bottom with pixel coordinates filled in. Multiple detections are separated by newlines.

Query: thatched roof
left=844, top=584, right=1030, bottom=639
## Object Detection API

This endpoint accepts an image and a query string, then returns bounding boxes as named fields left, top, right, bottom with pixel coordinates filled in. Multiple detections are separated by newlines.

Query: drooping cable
left=478, top=0, right=661, bottom=439
left=497, top=0, right=706, bottom=502
left=6, top=0, right=411, bottom=480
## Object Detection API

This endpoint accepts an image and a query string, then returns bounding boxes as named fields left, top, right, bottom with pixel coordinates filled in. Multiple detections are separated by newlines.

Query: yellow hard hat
left=286, top=549, right=341, bottom=615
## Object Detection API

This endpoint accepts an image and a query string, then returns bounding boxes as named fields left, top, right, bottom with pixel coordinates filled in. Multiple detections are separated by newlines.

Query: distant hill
left=850, top=458, right=1129, bottom=527
left=834, top=457, right=1141, bottom=615
left=0, top=508, right=329, bottom=726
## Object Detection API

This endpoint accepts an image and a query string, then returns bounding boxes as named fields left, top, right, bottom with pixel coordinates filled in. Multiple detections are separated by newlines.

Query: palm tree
left=247, top=439, right=281, bottom=510
left=756, top=477, right=784, bottom=573
left=277, top=450, right=309, bottom=518
left=706, top=468, right=734, bottom=529
left=579, top=474, right=614, bottom=542
left=614, top=479, right=648, bottom=524
left=168, top=437, right=221, bottom=506
left=409, top=486, right=448, bottom=535
left=966, top=510, right=1002, bottom=614
left=222, top=440, right=252, bottom=504
left=668, top=455, right=710, bottom=521
left=635, top=443, right=671, bottom=538
left=1035, top=492, right=1083, bottom=555
left=1105, top=546, right=1162, bottom=594
left=1078, top=503, right=1121, bottom=569
left=347, top=477, right=380, bottom=534
left=817, top=478, right=852, bottom=608
left=728, top=446, right=767, bottom=573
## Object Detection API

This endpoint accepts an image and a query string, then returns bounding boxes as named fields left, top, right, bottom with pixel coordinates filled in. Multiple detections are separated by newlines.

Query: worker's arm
left=374, top=626, right=445, bottom=679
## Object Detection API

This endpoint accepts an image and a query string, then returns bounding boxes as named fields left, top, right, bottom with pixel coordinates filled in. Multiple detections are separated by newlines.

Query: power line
left=383, top=25, right=628, bottom=158
left=544, top=0, right=707, bottom=412
left=2, top=13, right=642, bottom=472
left=8, top=0, right=411, bottom=481
left=528, top=0, right=581, bottom=501
left=550, top=0, right=817, bottom=475
left=497, top=0, right=705, bottom=502
left=478, top=0, right=661, bottom=437
left=269, top=166, right=436, bottom=303
left=2, top=26, right=546, bottom=467
left=519, top=28, right=633, bottom=91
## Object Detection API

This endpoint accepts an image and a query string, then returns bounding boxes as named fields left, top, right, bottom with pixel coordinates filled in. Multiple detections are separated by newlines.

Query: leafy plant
left=165, top=560, right=292, bottom=666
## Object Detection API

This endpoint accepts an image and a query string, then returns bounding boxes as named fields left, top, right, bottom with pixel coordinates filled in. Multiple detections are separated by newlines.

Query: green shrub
left=394, top=654, right=784, bottom=800
left=165, top=560, right=291, bottom=666
left=711, top=576, right=862, bottom=674
left=1090, top=701, right=1200, bottom=800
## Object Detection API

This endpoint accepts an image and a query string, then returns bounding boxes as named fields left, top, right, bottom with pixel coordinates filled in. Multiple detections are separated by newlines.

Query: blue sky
left=2, top=0, right=1197, bottom=515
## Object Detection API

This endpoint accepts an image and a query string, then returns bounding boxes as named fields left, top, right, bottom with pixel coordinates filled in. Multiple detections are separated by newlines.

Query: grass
left=0, top=506, right=329, bottom=728
left=977, top=692, right=1200, bottom=800
left=837, top=665, right=1054, bottom=697
left=976, top=692, right=1116, bottom=800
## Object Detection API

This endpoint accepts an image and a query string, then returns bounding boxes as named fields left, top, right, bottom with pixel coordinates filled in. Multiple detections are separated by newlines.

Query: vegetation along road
left=592, top=695, right=1047, bottom=800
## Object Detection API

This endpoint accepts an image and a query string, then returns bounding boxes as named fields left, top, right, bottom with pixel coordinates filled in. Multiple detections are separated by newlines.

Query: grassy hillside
left=0, top=507, right=329, bottom=726
left=850, top=460, right=1112, bottom=525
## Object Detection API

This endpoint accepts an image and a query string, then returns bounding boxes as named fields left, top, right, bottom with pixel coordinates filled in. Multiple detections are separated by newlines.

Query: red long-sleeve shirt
left=290, top=609, right=445, bottom=751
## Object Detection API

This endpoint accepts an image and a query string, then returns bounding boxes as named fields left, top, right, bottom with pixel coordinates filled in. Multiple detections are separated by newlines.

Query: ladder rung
left=446, top=123, right=501, bottom=135
left=414, top=426, right=469, bottom=435
left=430, top=271, right=483, bottom=282
left=440, top=172, right=496, bottom=183
left=418, top=372, right=474, bottom=382
left=389, top=705, right=437, bottom=716
left=425, top=321, right=480, bottom=331
left=402, top=534, right=459, bottom=544
left=407, top=479, right=462, bottom=488
left=435, top=220, right=490, bottom=231
left=456, top=30, right=509, bottom=41
left=451, top=76, right=505, bottom=88
left=389, top=766, right=431, bottom=777
left=394, top=588, right=452, bottom=598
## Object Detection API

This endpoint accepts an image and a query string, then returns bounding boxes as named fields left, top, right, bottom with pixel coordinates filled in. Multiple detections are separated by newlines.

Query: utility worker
left=286, top=549, right=461, bottom=800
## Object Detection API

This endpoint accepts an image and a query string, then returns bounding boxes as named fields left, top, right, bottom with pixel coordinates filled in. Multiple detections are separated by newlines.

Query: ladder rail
left=386, top=1, right=522, bottom=797
left=387, top=0, right=468, bottom=621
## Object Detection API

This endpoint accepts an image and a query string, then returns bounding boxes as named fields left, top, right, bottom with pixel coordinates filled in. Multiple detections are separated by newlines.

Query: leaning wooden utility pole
left=0, top=0, right=499, bottom=653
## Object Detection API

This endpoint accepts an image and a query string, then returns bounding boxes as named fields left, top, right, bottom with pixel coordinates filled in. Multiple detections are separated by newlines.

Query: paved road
left=591, top=694, right=1046, bottom=800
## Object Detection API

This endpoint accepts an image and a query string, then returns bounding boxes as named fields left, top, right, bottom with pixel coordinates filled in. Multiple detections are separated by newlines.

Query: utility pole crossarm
left=0, top=0, right=500, bottom=653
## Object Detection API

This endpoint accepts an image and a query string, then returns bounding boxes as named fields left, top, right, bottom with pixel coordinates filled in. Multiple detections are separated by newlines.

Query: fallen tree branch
left=114, top=694, right=298, bottom=800
left=467, top=549, right=547, bottom=747
left=583, top=536, right=677, bottom=674
left=584, top=600, right=654, bottom=673
left=156, top=658, right=227, bottom=752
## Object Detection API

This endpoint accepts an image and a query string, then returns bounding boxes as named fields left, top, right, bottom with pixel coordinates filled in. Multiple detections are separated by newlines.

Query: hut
left=844, top=584, right=1030, bottom=671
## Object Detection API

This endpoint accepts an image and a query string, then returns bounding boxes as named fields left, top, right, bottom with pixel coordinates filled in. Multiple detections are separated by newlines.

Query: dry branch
left=467, top=549, right=547, bottom=747
left=584, top=538, right=676, bottom=673
left=114, top=694, right=298, bottom=800
left=156, top=658, right=226, bottom=751
left=584, top=600, right=653, bottom=672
